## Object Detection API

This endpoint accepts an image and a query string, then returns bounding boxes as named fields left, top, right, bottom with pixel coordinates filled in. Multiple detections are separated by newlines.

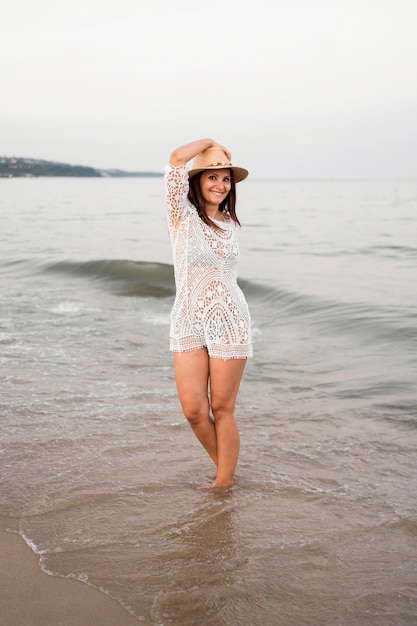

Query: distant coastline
left=0, top=157, right=162, bottom=178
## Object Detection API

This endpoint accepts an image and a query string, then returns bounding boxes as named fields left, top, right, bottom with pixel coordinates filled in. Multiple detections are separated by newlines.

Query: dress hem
left=170, top=345, right=253, bottom=361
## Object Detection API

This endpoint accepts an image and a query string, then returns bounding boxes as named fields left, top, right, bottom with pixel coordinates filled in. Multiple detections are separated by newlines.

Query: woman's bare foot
left=210, top=480, right=233, bottom=490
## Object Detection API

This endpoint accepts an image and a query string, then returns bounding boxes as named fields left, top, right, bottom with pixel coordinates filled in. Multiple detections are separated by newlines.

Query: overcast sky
left=1, top=0, right=416, bottom=178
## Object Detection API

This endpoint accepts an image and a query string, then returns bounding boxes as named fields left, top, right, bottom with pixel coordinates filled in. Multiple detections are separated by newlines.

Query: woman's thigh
left=174, top=348, right=210, bottom=414
left=209, top=357, right=247, bottom=413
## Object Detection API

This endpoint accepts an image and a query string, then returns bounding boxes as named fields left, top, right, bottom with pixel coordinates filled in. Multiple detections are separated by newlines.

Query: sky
left=1, top=0, right=416, bottom=178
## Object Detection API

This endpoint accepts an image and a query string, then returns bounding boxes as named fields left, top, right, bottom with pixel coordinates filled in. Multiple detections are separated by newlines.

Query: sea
left=1, top=175, right=416, bottom=625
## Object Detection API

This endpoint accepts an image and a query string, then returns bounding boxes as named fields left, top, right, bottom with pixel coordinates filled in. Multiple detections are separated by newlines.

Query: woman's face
left=199, top=169, right=231, bottom=209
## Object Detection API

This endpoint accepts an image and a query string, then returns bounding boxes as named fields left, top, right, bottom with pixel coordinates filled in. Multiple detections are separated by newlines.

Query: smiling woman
left=199, top=170, right=231, bottom=216
left=165, top=138, right=252, bottom=489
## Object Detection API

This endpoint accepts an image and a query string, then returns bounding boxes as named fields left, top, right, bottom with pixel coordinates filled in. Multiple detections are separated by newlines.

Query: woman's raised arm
left=169, top=139, right=232, bottom=167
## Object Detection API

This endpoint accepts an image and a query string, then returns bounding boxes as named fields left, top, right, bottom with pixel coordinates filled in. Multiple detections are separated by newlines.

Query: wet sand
left=0, top=530, right=140, bottom=625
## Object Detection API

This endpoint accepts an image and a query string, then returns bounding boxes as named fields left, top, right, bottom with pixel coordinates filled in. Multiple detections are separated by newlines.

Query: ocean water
left=1, top=176, right=416, bottom=625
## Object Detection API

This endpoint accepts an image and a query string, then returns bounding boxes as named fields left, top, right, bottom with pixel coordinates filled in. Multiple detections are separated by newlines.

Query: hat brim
left=188, top=165, right=249, bottom=183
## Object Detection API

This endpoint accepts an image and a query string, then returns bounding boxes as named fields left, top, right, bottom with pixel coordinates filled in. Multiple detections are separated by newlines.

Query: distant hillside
left=0, top=157, right=162, bottom=178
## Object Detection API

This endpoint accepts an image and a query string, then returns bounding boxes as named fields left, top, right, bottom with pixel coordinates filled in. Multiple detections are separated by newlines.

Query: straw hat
left=188, top=146, right=248, bottom=183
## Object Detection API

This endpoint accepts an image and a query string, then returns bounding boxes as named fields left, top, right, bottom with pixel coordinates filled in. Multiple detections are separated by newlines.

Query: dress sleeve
left=164, top=164, right=190, bottom=229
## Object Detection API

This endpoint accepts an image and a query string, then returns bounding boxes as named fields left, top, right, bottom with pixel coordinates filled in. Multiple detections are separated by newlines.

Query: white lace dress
left=165, top=164, right=253, bottom=360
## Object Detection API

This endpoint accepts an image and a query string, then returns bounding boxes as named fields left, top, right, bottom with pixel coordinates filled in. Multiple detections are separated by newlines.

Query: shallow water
left=1, top=176, right=416, bottom=624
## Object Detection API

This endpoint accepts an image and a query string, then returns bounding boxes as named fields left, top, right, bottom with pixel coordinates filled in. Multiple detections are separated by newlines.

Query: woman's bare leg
left=209, top=357, right=247, bottom=488
left=174, top=349, right=247, bottom=487
left=174, top=349, right=218, bottom=465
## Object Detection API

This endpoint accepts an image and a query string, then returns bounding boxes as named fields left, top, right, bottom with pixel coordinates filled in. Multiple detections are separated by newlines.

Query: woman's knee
left=182, top=402, right=210, bottom=427
left=211, top=400, right=234, bottom=422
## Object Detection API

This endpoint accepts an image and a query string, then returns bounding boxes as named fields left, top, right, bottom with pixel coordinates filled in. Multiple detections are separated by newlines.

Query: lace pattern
left=165, top=164, right=253, bottom=360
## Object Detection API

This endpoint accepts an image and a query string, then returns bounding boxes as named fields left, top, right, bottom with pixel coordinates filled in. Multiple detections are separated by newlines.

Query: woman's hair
left=187, top=170, right=241, bottom=229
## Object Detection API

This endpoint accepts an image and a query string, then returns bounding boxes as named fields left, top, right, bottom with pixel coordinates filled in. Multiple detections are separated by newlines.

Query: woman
left=165, top=138, right=252, bottom=488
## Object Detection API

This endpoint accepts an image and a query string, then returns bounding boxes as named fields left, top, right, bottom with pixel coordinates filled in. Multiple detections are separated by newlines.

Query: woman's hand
left=212, top=142, right=231, bottom=162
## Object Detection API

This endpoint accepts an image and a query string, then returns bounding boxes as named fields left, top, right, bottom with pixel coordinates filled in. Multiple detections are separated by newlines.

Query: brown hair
left=188, top=170, right=241, bottom=230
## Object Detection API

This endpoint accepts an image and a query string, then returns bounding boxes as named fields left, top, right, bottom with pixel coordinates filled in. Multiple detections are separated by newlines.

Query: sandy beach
left=0, top=530, right=140, bottom=625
